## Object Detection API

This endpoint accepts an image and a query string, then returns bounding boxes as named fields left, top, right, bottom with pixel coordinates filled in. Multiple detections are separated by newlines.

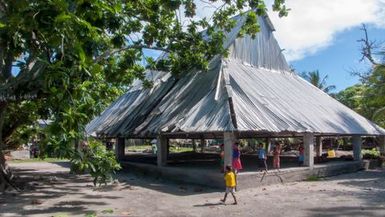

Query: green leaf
left=55, top=13, right=72, bottom=23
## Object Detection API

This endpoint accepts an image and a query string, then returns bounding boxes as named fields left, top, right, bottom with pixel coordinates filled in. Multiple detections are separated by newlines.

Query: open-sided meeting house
left=86, top=14, right=385, bottom=184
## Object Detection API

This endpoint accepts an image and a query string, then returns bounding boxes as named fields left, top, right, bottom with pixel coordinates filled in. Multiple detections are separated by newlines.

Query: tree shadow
left=308, top=206, right=385, bottom=217
left=50, top=161, right=72, bottom=168
left=0, top=165, right=122, bottom=216
left=115, top=170, right=220, bottom=197
left=193, top=202, right=226, bottom=207
left=307, top=169, right=385, bottom=216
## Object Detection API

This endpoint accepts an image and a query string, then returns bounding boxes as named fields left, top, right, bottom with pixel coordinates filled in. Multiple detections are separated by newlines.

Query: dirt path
left=1, top=162, right=385, bottom=217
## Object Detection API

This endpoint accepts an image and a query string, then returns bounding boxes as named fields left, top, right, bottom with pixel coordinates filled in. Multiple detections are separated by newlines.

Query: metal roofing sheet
left=226, top=59, right=385, bottom=135
left=228, top=16, right=290, bottom=71
left=133, top=58, right=233, bottom=137
left=85, top=69, right=174, bottom=136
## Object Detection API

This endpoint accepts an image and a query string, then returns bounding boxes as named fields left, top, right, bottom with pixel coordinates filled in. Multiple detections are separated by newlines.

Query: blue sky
left=264, top=0, right=385, bottom=93
left=290, top=25, right=385, bottom=92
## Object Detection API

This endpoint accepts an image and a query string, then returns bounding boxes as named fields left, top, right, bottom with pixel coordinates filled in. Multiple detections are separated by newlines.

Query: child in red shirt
left=273, top=143, right=281, bottom=170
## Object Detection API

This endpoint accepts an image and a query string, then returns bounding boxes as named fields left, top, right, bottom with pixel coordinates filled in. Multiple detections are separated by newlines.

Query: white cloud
left=267, top=0, right=385, bottom=61
left=192, top=0, right=385, bottom=62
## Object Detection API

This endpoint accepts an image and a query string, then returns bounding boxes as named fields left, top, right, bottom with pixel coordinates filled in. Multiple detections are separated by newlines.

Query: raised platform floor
left=120, top=152, right=363, bottom=189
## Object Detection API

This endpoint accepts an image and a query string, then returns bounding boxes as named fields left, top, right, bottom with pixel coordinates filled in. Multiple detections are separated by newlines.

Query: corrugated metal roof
left=85, top=69, right=175, bottom=136
left=228, top=16, right=289, bottom=71
left=133, top=57, right=233, bottom=136
left=86, top=15, right=385, bottom=138
left=226, top=59, right=385, bottom=135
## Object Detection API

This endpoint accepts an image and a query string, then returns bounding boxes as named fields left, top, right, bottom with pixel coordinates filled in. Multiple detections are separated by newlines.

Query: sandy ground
left=1, top=162, right=385, bottom=217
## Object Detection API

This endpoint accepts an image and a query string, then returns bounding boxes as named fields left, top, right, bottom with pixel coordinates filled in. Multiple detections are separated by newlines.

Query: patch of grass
left=169, top=146, right=194, bottom=153
left=126, top=145, right=152, bottom=152
left=305, top=175, right=321, bottom=181
left=9, top=158, right=69, bottom=163
left=102, top=208, right=114, bottom=214
left=85, top=211, right=97, bottom=217
left=126, top=145, right=194, bottom=153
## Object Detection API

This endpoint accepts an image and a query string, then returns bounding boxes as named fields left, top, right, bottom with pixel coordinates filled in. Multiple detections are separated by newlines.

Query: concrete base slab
left=121, top=160, right=363, bottom=189
left=239, top=161, right=363, bottom=188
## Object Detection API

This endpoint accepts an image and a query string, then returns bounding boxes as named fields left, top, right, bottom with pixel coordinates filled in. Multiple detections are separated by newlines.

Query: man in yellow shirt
left=220, top=165, right=238, bottom=205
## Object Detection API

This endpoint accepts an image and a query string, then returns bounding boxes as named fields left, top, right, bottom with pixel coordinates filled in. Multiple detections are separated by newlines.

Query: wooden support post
left=304, top=133, right=314, bottom=168
left=352, top=136, right=362, bottom=161
left=200, top=138, right=205, bottom=153
left=224, top=132, right=236, bottom=170
left=315, top=137, right=322, bottom=157
left=105, top=141, right=113, bottom=151
left=192, top=139, right=197, bottom=152
left=166, top=139, right=170, bottom=156
left=378, top=136, right=385, bottom=156
left=157, top=135, right=168, bottom=167
left=115, top=138, right=125, bottom=161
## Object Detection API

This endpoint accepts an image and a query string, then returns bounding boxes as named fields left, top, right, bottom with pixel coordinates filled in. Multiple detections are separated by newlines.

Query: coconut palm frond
left=372, top=106, right=385, bottom=121
left=300, top=70, right=335, bottom=94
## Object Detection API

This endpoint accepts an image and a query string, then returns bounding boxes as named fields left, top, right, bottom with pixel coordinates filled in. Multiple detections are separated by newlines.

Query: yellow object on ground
left=327, top=149, right=336, bottom=158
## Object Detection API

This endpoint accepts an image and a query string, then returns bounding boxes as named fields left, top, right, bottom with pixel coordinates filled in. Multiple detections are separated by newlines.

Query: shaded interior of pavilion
left=105, top=132, right=383, bottom=174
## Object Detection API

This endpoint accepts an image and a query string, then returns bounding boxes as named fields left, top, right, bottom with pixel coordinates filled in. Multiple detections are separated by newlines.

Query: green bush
left=305, top=175, right=321, bottom=181
left=71, top=140, right=121, bottom=186
left=362, top=148, right=380, bottom=159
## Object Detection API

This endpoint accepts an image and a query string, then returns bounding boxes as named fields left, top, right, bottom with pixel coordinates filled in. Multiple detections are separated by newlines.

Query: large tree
left=0, top=0, right=288, bottom=191
left=335, top=25, right=385, bottom=128
left=357, top=25, right=385, bottom=127
left=335, top=84, right=367, bottom=116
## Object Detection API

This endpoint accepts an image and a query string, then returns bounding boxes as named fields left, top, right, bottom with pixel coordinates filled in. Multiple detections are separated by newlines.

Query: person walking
left=220, top=165, right=238, bottom=205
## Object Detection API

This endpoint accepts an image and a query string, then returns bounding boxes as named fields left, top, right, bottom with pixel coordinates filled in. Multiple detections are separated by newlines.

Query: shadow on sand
left=307, top=169, right=385, bottom=217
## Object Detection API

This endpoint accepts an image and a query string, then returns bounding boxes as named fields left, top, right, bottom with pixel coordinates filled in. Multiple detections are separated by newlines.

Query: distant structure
left=87, top=14, right=385, bottom=169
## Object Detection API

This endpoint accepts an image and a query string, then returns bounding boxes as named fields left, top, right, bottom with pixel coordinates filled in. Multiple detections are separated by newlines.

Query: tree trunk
left=0, top=103, right=17, bottom=192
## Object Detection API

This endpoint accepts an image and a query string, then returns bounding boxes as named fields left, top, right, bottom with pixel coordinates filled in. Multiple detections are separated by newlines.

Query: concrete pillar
left=352, top=135, right=362, bottom=161
left=303, top=133, right=314, bottom=168
left=378, top=136, right=385, bottom=156
left=224, top=132, right=236, bottom=169
left=157, top=135, right=168, bottom=167
left=200, top=138, right=205, bottom=153
left=266, top=138, right=271, bottom=153
left=192, top=139, right=197, bottom=152
left=115, top=138, right=125, bottom=161
left=315, top=137, right=322, bottom=157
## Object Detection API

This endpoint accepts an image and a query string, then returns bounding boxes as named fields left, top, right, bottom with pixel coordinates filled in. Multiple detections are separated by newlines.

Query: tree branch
left=358, top=24, right=378, bottom=66
left=96, top=44, right=169, bottom=63
left=3, top=52, right=13, bottom=80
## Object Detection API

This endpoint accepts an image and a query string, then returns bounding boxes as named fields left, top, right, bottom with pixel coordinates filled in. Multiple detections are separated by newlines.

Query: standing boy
left=298, top=145, right=305, bottom=166
left=257, top=143, right=268, bottom=172
left=221, top=165, right=238, bottom=205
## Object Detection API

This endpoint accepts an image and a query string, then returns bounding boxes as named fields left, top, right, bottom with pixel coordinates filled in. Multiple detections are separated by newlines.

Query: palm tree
left=301, top=70, right=336, bottom=94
